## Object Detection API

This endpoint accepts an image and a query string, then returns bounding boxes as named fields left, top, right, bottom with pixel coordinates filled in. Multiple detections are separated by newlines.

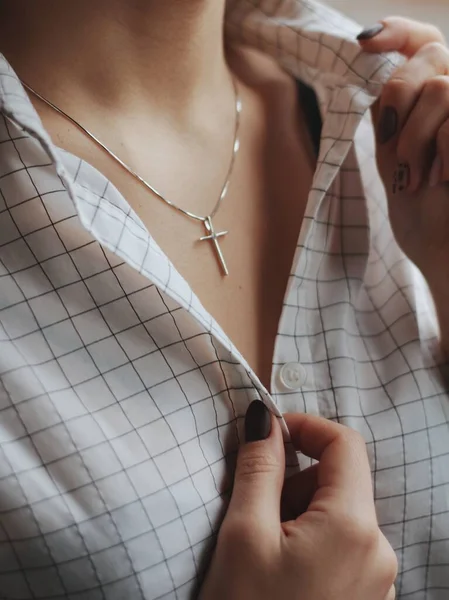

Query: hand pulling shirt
left=0, top=1, right=448, bottom=599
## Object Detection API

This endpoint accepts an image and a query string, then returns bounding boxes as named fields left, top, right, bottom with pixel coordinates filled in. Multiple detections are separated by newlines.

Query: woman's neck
left=0, top=0, right=230, bottom=123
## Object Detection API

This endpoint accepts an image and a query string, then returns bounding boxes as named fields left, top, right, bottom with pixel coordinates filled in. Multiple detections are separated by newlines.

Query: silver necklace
left=22, top=80, right=242, bottom=276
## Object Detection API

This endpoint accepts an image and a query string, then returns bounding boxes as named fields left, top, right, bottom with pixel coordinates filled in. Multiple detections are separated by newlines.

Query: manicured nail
left=377, top=106, right=399, bottom=144
left=245, top=400, right=271, bottom=443
left=392, top=163, right=410, bottom=194
left=357, top=23, right=385, bottom=41
left=429, top=155, right=443, bottom=187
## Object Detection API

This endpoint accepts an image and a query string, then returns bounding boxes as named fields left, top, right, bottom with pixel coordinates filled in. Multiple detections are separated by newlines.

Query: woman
left=0, top=1, right=448, bottom=599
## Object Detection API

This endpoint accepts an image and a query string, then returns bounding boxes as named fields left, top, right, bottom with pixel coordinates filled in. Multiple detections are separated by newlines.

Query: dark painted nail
left=357, top=23, right=385, bottom=41
left=377, top=106, right=399, bottom=144
left=392, top=163, right=410, bottom=194
left=245, top=400, right=271, bottom=443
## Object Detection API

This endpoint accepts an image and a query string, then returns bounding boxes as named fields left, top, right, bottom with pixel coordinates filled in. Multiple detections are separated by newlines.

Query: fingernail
left=245, top=400, right=271, bottom=443
left=392, top=162, right=410, bottom=194
left=429, top=155, right=443, bottom=187
left=357, top=23, right=385, bottom=41
left=377, top=106, right=399, bottom=144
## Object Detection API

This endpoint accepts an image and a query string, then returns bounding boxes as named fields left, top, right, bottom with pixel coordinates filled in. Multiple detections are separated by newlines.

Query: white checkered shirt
left=0, top=1, right=448, bottom=599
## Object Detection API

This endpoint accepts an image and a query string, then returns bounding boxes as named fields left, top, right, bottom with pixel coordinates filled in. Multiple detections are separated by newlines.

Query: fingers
left=435, top=118, right=449, bottom=184
left=360, top=16, right=449, bottom=193
left=397, top=76, right=449, bottom=190
left=378, top=41, right=449, bottom=145
left=281, top=464, right=318, bottom=521
left=283, top=413, right=375, bottom=514
left=378, top=532, right=399, bottom=595
left=226, top=401, right=285, bottom=535
left=375, top=42, right=449, bottom=191
left=358, top=16, right=445, bottom=57
left=378, top=41, right=449, bottom=142
left=386, top=585, right=396, bottom=600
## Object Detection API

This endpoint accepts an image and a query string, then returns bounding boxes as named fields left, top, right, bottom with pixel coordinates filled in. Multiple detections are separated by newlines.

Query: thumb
left=357, top=16, right=445, bottom=57
left=226, top=401, right=284, bottom=532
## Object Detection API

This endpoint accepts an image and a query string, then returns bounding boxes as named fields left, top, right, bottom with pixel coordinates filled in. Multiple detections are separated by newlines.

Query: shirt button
left=279, top=362, right=307, bottom=390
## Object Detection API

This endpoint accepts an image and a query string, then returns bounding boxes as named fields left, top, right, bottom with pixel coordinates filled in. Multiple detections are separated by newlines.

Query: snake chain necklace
left=22, top=79, right=242, bottom=276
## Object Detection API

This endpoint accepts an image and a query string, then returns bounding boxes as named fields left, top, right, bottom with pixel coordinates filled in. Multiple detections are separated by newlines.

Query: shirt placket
left=271, top=82, right=381, bottom=421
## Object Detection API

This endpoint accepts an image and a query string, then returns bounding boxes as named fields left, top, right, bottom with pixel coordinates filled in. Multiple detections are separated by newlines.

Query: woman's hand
left=358, top=18, right=449, bottom=309
left=199, top=401, right=397, bottom=600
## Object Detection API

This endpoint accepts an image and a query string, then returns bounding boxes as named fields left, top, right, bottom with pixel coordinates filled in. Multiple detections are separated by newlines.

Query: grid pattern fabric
left=0, top=1, right=448, bottom=599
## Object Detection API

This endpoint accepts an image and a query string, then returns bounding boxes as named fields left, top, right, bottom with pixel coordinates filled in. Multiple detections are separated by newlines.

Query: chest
left=121, top=123, right=314, bottom=391
left=39, top=84, right=316, bottom=388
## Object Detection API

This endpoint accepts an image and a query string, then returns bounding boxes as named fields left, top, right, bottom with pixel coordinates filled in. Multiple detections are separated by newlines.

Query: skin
left=0, top=0, right=315, bottom=389
left=0, top=3, right=447, bottom=598
left=361, top=18, right=449, bottom=358
left=200, top=410, right=398, bottom=600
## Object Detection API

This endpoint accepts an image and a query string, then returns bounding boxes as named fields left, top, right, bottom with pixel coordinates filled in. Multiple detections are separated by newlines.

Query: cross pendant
left=199, top=216, right=229, bottom=276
